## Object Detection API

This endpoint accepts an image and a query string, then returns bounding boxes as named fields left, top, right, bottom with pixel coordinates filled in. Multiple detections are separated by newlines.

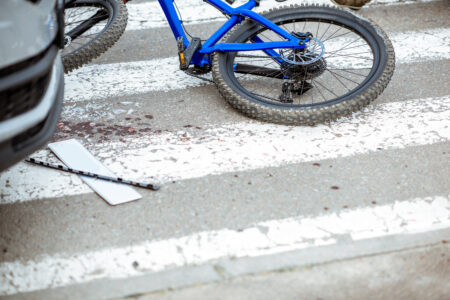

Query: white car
left=0, top=0, right=65, bottom=171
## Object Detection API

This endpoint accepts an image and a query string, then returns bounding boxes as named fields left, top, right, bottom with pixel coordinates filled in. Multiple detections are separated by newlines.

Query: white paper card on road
left=48, top=139, right=141, bottom=205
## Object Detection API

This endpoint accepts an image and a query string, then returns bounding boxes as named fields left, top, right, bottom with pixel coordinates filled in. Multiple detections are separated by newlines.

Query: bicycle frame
left=158, top=0, right=305, bottom=67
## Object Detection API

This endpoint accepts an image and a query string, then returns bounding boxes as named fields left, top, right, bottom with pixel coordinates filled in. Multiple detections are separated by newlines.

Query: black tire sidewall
left=62, top=0, right=127, bottom=73
left=63, top=0, right=120, bottom=57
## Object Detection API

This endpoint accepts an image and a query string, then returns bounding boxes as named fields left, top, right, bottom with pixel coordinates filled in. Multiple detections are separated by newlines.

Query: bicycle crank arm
left=65, top=10, right=109, bottom=41
left=234, top=64, right=285, bottom=79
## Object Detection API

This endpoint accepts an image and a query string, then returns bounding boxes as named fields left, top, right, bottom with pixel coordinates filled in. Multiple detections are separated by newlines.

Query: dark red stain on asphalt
left=53, top=120, right=210, bottom=144
left=52, top=121, right=148, bottom=142
left=139, top=128, right=152, bottom=133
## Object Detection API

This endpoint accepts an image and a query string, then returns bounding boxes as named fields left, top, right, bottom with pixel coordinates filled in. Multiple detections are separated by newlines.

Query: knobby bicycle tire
left=212, top=4, right=395, bottom=125
left=62, top=0, right=128, bottom=73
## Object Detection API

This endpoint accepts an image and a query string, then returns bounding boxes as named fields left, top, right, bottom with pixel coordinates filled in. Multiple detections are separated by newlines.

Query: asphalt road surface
left=1, top=0, right=449, bottom=299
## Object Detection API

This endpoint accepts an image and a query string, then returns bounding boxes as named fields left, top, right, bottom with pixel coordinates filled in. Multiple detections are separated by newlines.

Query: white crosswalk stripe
left=125, top=0, right=439, bottom=30
left=0, top=194, right=448, bottom=296
left=1, top=95, right=449, bottom=204
left=64, top=28, right=450, bottom=103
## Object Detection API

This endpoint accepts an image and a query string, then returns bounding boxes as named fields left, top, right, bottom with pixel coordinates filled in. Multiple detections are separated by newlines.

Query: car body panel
left=0, top=53, right=63, bottom=141
left=0, top=65, right=64, bottom=171
left=0, top=0, right=58, bottom=69
left=0, top=0, right=65, bottom=171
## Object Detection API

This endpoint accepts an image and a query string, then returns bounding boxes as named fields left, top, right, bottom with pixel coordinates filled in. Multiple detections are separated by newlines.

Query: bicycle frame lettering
left=157, top=0, right=305, bottom=67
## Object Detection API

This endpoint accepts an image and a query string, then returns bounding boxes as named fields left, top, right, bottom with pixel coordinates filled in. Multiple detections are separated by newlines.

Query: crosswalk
left=1, top=95, right=449, bottom=204
left=0, top=0, right=449, bottom=298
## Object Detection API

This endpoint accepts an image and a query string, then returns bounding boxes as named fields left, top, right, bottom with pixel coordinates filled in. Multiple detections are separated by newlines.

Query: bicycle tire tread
left=212, top=4, right=395, bottom=125
left=63, top=0, right=128, bottom=73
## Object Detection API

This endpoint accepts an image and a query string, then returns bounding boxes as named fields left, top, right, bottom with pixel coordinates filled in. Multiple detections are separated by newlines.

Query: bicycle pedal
left=178, top=37, right=202, bottom=70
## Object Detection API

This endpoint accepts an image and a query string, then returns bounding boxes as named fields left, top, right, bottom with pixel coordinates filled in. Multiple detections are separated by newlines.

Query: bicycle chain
left=182, top=53, right=284, bottom=83
left=183, top=69, right=215, bottom=84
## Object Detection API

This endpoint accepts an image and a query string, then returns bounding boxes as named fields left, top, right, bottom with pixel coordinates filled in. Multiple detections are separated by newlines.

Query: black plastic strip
left=25, top=157, right=160, bottom=191
left=0, top=46, right=58, bottom=92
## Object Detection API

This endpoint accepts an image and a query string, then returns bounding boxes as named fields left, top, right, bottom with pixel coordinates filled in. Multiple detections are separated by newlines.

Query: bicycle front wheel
left=62, top=0, right=128, bottom=73
left=212, top=5, right=395, bottom=125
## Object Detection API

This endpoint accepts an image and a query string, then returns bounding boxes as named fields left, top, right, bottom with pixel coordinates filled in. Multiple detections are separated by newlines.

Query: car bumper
left=0, top=51, right=64, bottom=171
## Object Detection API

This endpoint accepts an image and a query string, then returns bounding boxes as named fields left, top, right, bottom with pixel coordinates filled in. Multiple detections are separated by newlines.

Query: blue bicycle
left=65, top=0, right=395, bottom=125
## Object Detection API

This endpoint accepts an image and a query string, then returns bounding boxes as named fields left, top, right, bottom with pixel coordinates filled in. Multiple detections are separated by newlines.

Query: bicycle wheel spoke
left=328, top=51, right=373, bottom=58
left=316, top=21, right=320, bottom=41
left=325, top=43, right=369, bottom=55
left=66, top=14, right=106, bottom=27
left=322, top=30, right=352, bottom=43
left=311, top=79, right=328, bottom=101
left=319, top=22, right=332, bottom=41
left=327, top=68, right=370, bottom=77
left=312, top=78, right=339, bottom=98
left=235, top=59, right=284, bottom=81
left=325, top=53, right=373, bottom=61
left=280, top=23, right=291, bottom=34
left=327, top=69, right=362, bottom=85
left=327, top=37, right=363, bottom=55
left=326, top=69, right=351, bottom=92
left=320, top=26, right=343, bottom=43
left=259, top=32, right=275, bottom=42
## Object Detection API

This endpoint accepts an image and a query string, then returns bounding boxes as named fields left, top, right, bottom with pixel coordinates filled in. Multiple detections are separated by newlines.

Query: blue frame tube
left=158, top=0, right=304, bottom=66
left=201, top=41, right=303, bottom=53
left=250, top=36, right=281, bottom=62
left=201, top=15, right=241, bottom=50
left=158, top=0, right=189, bottom=45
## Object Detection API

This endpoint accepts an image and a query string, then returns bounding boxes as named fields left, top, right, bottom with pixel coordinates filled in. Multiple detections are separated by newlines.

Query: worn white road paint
left=1, top=95, right=449, bottom=204
left=0, top=194, right=448, bottom=296
left=125, top=0, right=438, bottom=30
left=64, top=28, right=450, bottom=103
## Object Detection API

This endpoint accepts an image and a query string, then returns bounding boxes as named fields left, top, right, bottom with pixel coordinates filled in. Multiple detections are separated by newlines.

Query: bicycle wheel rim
left=224, top=13, right=385, bottom=108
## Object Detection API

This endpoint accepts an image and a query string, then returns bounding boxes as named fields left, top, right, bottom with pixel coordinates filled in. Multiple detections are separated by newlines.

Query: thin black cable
left=173, top=0, right=231, bottom=42
left=173, top=0, right=204, bottom=41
